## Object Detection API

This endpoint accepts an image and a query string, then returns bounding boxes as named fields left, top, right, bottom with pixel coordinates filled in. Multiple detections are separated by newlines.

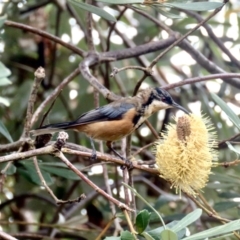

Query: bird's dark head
left=150, top=87, right=190, bottom=114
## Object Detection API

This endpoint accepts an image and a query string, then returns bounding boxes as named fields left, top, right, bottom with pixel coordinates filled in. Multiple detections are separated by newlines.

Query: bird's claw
left=121, top=158, right=133, bottom=171
left=90, top=152, right=97, bottom=161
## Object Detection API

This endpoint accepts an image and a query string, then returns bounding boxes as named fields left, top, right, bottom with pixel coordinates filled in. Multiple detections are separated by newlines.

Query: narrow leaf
left=165, top=2, right=223, bottom=11
left=0, top=14, right=7, bottom=28
left=226, top=142, right=240, bottom=155
left=0, top=78, right=12, bottom=86
left=0, top=120, right=13, bottom=142
left=0, top=62, right=11, bottom=79
left=40, top=165, right=80, bottom=180
left=96, top=0, right=143, bottom=3
left=214, top=201, right=239, bottom=212
left=141, top=232, right=154, bottom=240
left=0, top=96, right=10, bottom=107
left=182, top=219, right=240, bottom=240
left=69, top=0, right=116, bottom=22
left=120, top=230, right=135, bottom=240
left=211, top=93, right=240, bottom=130
left=135, top=210, right=151, bottom=233
left=171, top=209, right=202, bottom=233
left=161, top=229, right=178, bottom=240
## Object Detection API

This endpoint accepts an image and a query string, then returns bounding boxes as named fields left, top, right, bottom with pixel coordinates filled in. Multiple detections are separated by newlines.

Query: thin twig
left=31, top=68, right=80, bottom=127
left=22, top=67, right=45, bottom=138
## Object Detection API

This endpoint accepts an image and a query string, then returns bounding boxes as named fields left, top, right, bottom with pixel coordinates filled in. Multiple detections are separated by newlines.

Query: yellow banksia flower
left=155, top=114, right=218, bottom=197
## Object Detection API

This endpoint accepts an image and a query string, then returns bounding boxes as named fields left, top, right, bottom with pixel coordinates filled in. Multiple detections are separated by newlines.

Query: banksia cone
left=155, top=114, right=218, bottom=196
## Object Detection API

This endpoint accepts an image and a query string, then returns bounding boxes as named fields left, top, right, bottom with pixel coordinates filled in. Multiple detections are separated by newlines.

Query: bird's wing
left=72, top=101, right=135, bottom=125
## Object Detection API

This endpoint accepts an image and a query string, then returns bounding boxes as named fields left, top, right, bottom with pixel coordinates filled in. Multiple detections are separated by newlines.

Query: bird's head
left=144, top=87, right=190, bottom=114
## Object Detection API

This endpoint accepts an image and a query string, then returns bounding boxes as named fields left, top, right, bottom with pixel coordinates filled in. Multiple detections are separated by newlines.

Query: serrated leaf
left=182, top=219, right=240, bottom=240
left=164, top=2, right=223, bottom=11
left=0, top=62, right=11, bottom=79
left=120, top=230, right=135, bottom=240
left=39, top=165, right=80, bottom=180
left=69, top=0, right=116, bottom=22
left=171, top=209, right=202, bottom=233
left=161, top=229, right=178, bottom=240
left=0, top=78, right=12, bottom=86
left=0, top=14, right=7, bottom=28
left=96, top=0, right=143, bottom=3
left=211, top=93, right=240, bottom=130
left=214, top=201, right=239, bottom=212
left=135, top=209, right=151, bottom=233
left=0, top=120, right=13, bottom=142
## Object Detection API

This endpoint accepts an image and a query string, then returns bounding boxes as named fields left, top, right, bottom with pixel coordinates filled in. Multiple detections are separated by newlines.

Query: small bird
left=31, top=87, right=189, bottom=163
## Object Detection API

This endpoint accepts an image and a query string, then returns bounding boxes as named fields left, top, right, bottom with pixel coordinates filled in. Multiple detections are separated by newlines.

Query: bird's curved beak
left=171, top=102, right=190, bottom=114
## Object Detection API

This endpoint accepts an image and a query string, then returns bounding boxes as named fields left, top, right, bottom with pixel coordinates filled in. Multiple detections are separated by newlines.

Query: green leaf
left=120, top=230, right=135, bottom=240
left=147, top=221, right=186, bottom=240
left=104, top=237, right=121, bottom=240
left=69, top=0, right=116, bottom=22
left=0, top=163, right=17, bottom=175
left=160, top=229, right=178, bottom=240
left=182, top=219, right=240, bottom=240
left=211, top=93, right=240, bottom=130
left=171, top=209, right=202, bottom=233
left=18, top=162, right=53, bottom=186
left=164, top=2, right=223, bottom=11
left=0, top=96, right=10, bottom=106
left=95, top=0, right=143, bottom=3
left=214, top=201, right=239, bottom=212
left=135, top=209, right=151, bottom=233
left=141, top=232, right=154, bottom=240
left=218, top=192, right=240, bottom=199
left=0, top=78, right=12, bottom=86
left=0, top=120, right=13, bottom=142
left=154, top=6, right=183, bottom=19
left=0, top=62, right=11, bottom=79
left=39, top=165, right=80, bottom=180
left=0, top=14, right=7, bottom=28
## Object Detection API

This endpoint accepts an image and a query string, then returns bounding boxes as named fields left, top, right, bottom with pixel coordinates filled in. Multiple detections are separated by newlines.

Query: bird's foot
left=121, top=158, right=133, bottom=171
left=90, top=151, right=97, bottom=161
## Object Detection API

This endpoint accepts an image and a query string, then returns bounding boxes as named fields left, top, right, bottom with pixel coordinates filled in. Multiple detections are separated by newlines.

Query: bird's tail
left=30, top=122, right=73, bottom=136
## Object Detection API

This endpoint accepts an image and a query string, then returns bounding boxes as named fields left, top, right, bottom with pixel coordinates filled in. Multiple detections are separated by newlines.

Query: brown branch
left=163, top=73, right=240, bottom=91
left=0, top=231, right=18, bottom=240
left=86, top=0, right=95, bottom=52
left=5, top=20, right=85, bottom=57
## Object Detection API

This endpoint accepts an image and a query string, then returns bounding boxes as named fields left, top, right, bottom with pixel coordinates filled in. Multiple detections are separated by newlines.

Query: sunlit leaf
left=95, top=0, right=143, bottom=3
left=171, top=209, right=202, bottom=232
left=0, top=62, right=11, bottom=79
left=165, top=2, right=223, bottom=11
left=182, top=219, right=240, bottom=240
left=0, top=96, right=10, bottom=107
left=211, top=93, right=240, bottom=130
left=69, top=0, right=116, bottom=22
left=0, top=78, right=12, bottom=86
left=161, top=229, right=178, bottom=240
